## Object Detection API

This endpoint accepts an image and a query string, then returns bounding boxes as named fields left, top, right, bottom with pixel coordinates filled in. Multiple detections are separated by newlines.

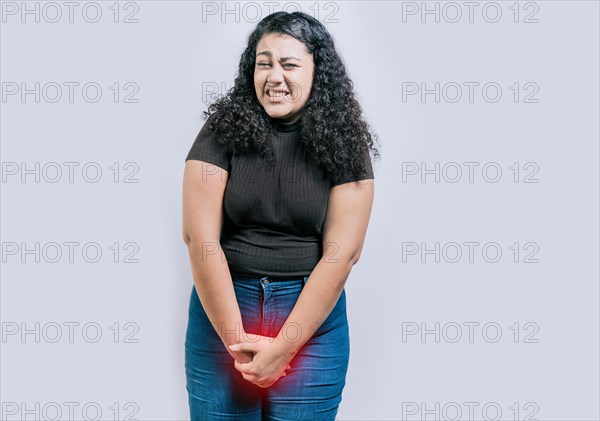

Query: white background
left=2, top=1, right=599, bottom=420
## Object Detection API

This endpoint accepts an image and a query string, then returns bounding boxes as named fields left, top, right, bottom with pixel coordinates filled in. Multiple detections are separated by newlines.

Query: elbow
left=340, top=251, right=360, bottom=268
left=349, top=253, right=360, bottom=266
left=183, top=233, right=204, bottom=248
left=183, top=230, right=192, bottom=246
left=324, top=243, right=361, bottom=267
left=182, top=230, right=200, bottom=248
left=182, top=227, right=208, bottom=247
left=183, top=231, right=221, bottom=255
left=348, top=246, right=363, bottom=266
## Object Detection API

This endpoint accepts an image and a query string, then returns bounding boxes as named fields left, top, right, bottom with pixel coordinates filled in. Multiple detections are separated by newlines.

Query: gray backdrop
left=1, top=1, right=599, bottom=420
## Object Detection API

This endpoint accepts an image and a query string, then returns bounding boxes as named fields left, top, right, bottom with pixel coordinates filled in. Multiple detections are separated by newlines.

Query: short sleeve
left=185, top=114, right=232, bottom=173
left=331, top=150, right=374, bottom=187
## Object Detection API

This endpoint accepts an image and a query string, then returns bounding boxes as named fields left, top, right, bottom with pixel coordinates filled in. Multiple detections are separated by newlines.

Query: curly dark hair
left=202, top=11, right=381, bottom=182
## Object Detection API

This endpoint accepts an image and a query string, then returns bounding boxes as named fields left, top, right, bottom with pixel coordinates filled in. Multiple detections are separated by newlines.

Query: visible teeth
left=268, top=90, right=289, bottom=97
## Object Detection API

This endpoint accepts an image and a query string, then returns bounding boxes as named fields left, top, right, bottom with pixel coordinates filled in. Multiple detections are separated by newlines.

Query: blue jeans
left=184, top=272, right=350, bottom=420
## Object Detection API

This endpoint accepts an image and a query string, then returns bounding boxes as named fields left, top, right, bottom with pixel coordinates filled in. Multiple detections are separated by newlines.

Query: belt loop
left=303, top=275, right=309, bottom=284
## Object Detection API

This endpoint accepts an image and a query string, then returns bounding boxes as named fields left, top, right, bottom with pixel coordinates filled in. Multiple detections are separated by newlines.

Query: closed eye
left=257, top=63, right=298, bottom=68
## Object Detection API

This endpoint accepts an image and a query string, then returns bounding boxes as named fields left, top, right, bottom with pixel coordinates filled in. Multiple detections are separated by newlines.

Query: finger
left=241, top=373, right=257, bottom=383
left=231, top=350, right=254, bottom=364
left=233, top=359, right=252, bottom=373
left=229, top=342, right=253, bottom=352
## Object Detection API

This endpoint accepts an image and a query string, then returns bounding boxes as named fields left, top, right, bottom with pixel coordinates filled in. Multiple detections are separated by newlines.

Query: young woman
left=182, top=11, right=380, bottom=420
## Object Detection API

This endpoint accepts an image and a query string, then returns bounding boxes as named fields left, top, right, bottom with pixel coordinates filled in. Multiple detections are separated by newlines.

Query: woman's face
left=254, top=33, right=314, bottom=123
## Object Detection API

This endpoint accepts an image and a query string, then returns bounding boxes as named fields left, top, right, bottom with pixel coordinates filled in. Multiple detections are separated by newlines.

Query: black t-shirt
left=185, top=113, right=374, bottom=278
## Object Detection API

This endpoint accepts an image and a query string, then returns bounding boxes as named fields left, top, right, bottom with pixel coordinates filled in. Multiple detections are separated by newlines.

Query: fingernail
left=229, top=344, right=239, bottom=351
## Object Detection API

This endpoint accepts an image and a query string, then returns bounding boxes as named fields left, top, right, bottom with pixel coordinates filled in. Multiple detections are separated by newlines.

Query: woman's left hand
left=228, top=333, right=294, bottom=388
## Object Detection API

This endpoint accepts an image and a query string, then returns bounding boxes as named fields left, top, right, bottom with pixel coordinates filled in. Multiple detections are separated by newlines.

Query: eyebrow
left=256, top=51, right=301, bottom=61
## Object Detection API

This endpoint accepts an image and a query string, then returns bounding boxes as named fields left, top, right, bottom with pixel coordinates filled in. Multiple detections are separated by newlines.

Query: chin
left=265, top=108, right=290, bottom=118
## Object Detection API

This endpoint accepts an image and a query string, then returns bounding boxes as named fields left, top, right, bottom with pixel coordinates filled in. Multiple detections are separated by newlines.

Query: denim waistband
left=231, top=270, right=310, bottom=283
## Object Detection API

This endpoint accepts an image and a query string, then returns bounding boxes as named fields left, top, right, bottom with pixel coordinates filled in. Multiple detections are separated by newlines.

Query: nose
left=266, top=64, right=285, bottom=86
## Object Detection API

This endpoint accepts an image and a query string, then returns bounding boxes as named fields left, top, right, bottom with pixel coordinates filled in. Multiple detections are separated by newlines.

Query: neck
left=268, top=110, right=304, bottom=125
left=268, top=114, right=302, bottom=133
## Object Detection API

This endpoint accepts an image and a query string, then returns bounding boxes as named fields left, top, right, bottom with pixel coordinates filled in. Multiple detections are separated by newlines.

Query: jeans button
left=263, top=279, right=270, bottom=284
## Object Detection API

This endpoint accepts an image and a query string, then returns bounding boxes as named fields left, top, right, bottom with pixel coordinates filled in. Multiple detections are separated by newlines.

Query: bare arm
left=182, top=160, right=250, bottom=361
left=273, top=178, right=375, bottom=356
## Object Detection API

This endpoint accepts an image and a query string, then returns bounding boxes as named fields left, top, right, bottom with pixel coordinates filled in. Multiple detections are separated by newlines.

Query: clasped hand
left=227, top=333, right=294, bottom=388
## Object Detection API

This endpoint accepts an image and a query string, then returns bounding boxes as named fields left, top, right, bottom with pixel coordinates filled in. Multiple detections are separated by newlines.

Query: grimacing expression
left=254, top=33, right=315, bottom=123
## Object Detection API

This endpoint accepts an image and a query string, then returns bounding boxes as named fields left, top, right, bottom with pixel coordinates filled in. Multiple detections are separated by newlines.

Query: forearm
left=273, top=257, right=354, bottom=356
left=185, top=238, right=245, bottom=346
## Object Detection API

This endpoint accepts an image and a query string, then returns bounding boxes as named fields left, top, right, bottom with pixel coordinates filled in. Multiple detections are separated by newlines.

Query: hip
left=186, top=272, right=349, bottom=352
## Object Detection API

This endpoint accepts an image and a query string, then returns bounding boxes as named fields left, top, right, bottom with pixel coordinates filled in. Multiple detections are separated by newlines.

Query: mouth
left=266, top=89, right=290, bottom=98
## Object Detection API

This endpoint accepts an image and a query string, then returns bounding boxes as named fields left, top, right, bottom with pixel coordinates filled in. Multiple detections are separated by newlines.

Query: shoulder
left=185, top=111, right=231, bottom=172
left=198, top=111, right=222, bottom=136
left=330, top=149, right=375, bottom=187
